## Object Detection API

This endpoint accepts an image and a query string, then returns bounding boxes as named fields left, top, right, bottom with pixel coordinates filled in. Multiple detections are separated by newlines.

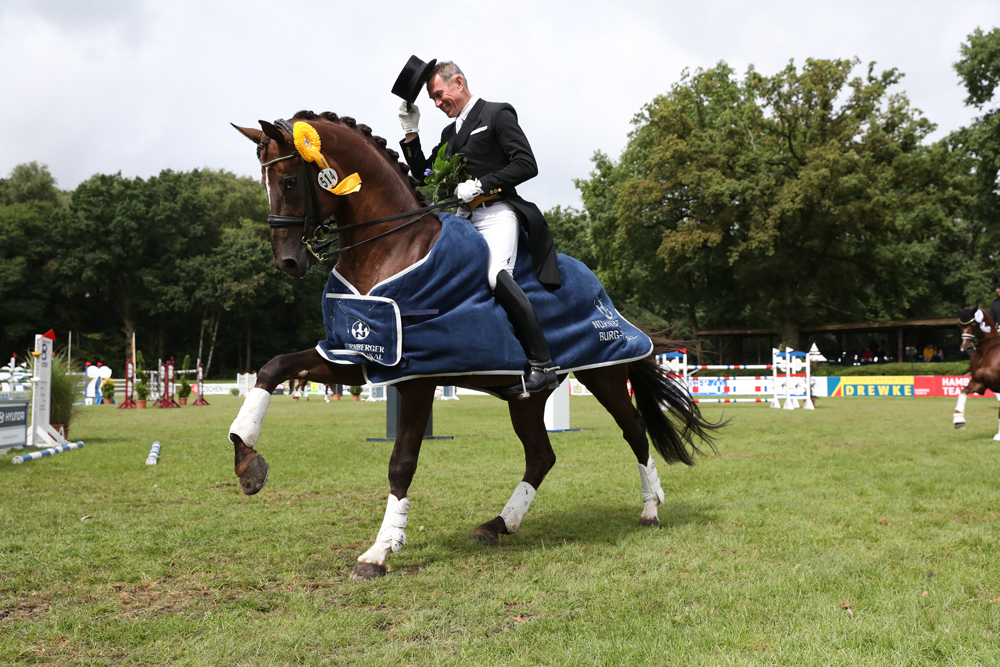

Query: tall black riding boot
left=493, top=270, right=560, bottom=398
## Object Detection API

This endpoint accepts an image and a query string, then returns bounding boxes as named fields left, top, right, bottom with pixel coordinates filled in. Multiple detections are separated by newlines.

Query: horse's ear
left=231, top=123, right=263, bottom=145
left=955, top=303, right=964, bottom=315
left=259, top=120, right=287, bottom=144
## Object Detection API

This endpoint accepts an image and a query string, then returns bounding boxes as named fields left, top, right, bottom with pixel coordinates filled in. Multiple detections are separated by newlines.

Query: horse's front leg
left=954, top=387, right=970, bottom=429
left=470, top=391, right=555, bottom=546
left=954, top=380, right=987, bottom=431
left=229, top=349, right=363, bottom=495
left=994, top=392, right=1000, bottom=441
left=351, top=381, right=436, bottom=581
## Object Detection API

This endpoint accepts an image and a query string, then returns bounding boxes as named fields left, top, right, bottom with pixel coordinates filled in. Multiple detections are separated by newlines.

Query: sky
left=1, top=0, right=997, bottom=212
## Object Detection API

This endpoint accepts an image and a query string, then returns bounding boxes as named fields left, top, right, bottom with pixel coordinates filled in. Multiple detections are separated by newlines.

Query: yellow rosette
left=292, top=121, right=362, bottom=195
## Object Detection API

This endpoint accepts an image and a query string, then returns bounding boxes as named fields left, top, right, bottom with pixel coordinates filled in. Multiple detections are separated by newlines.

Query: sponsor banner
left=913, top=375, right=995, bottom=398
left=0, top=399, right=29, bottom=448
left=828, top=376, right=914, bottom=397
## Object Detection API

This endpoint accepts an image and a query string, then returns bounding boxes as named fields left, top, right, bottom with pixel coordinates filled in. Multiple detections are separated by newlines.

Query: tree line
left=0, top=166, right=326, bottom=377
left=2, top=28, right=997, bottom=373
left=548, top=28, right=1000, bottom=351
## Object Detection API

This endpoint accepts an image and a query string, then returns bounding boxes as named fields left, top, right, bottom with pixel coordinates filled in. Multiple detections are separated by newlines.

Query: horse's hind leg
left=470, top=393, right=556, bottom=546
left=575, top=365, right=664, bottom=528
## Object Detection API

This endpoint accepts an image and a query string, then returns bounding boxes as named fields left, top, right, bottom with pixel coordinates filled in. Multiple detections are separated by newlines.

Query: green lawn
left=2, top=393, right=1000, bottom=665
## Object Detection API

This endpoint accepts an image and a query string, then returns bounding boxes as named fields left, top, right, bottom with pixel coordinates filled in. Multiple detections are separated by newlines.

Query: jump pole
left=12, top=441, right=84, bottom=464
left=159, top=358, right=181, bottom=408
left=117, top=359, right=137, bottom=409
left=146, top=441, right=161, bottom=465
left=191, top=362, right=209, bottom=406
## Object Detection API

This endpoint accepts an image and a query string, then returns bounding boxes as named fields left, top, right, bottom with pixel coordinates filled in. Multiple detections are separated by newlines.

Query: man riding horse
left=393, top=56, right=560, bottom=397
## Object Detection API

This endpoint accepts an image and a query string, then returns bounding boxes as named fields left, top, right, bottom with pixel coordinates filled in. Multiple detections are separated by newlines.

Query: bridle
left=260, top=118, right=459, bottom=262
left=959, top=309, right=1000, bottom=354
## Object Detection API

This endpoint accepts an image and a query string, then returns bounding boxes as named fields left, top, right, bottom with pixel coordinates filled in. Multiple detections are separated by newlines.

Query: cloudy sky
left=1, top=0, right=996, bottom=212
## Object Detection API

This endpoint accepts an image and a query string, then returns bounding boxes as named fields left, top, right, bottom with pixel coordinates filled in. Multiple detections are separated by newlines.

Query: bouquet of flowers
left=417, top=143, right=468, bottom=206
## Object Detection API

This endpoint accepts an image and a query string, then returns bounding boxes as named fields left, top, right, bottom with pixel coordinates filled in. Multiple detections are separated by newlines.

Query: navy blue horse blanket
left=316, top=212, right=652, bottom=385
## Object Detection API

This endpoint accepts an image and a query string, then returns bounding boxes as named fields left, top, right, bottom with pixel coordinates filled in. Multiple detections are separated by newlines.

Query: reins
left=260, top=118, right=458, bottom=262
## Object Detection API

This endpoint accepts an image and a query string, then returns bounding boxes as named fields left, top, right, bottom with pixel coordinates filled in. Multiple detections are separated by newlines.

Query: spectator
left=923, top=344, right=935, bottom=362
left=932, top=347, right=944, bottom=363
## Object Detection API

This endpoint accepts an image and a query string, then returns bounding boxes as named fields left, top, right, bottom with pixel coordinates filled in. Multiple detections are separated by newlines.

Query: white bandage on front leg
left=500, top=481, right=537, bottom=533
left=229, top=387, right=271, bottom=448
left=954, top=393, right=968, bottom=425
left=358, top=494, right=410, bottom=565
left=376, top=494, right=410, bottom=553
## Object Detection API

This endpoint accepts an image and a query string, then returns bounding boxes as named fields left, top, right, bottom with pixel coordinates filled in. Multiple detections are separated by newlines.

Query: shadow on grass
left=386, top=500, right=718, bottom=570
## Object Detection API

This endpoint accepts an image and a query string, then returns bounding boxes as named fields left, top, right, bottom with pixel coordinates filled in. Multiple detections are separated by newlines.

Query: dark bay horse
left=954, top=306, right=1000, bottom=439
left=230, top=111, right=719, bottom=580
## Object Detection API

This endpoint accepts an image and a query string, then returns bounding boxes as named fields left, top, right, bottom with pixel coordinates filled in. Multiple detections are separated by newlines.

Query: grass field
left=3, top=393, right=1000, bottom=666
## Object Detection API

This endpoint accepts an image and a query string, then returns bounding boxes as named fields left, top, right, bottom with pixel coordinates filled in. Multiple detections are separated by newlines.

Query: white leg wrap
left=954, top=393, right=968, bottom=425
left=357, top=495, right=410, bottom=566
left=229, top=387, right=271, bottom=448
left=500, top=481, right=536, bottom=533
left=638, top=456, right=665, bottom=505
left=994, top=419, right=1000, bottom=442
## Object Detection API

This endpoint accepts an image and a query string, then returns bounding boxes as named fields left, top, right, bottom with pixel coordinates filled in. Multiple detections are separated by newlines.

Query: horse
left=953, top=305, right=1000, bottom=440
left=229, top=111, right=720, bottom=581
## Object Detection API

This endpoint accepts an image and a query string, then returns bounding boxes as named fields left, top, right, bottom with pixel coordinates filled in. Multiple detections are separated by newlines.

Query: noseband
left=260, top=118, right=459, bottom=262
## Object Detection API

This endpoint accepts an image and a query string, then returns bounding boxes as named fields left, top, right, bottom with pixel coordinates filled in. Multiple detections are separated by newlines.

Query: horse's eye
left=283, top=178, right=297, bottom=190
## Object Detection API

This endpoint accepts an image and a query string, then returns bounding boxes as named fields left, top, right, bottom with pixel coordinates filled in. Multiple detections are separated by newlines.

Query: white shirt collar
left=455, top=96, right=479, bottom=132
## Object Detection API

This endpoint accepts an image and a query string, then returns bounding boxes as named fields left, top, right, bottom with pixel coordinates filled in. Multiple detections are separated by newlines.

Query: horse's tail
left=629, top=355, right=724, bottom=466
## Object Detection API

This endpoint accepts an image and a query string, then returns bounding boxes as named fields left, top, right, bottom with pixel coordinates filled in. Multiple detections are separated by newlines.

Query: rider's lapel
left=447, top=98, right=486, bottom=157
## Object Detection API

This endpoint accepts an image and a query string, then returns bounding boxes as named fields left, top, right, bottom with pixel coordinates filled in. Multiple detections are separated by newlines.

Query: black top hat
left=392, top=55, right=437, bottom=107
left=994, top=277, right=1000, bottom=289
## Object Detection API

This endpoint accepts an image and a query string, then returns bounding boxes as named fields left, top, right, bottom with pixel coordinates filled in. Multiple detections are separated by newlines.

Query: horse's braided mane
left=291, top=110, right=427, bottom=205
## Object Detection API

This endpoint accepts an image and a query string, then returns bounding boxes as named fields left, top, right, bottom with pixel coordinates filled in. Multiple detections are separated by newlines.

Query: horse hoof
left=639, top=517, right=661, bottom=528
left=239, top=455, right=269, bottom=495
left=954, top=423, right=966, bottom=430
left=351, top=562, right=387, bottom=581
left=469, top=528, right=499, bottom=546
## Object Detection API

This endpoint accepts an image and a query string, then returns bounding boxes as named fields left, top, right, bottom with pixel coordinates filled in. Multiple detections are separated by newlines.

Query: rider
left=393, top=57, right=560, bottom=397
left=990, top=278, right=1000, bottom=325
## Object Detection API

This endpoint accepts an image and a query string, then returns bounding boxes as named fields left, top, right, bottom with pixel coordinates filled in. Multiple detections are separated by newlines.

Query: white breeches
left=461, top=202, right=518, bottom=290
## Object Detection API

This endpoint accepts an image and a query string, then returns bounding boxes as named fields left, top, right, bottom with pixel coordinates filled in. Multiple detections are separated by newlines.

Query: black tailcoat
left=400, top=98, right=560, bottom=288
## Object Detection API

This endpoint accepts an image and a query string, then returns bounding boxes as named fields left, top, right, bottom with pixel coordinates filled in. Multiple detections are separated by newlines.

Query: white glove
left=455, top=178, right=483, bottom=203
left=398, top=101, right=420, bottom=134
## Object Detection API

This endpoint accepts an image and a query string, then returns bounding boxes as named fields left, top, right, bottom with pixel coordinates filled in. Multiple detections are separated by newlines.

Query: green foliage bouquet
left=417, top=144, right=467, bottom=205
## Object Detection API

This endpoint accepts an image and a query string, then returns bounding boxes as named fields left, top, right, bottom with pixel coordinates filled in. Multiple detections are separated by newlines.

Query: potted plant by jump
left=101, top=378, right=116, bottom=404
left=350, top=385, right=362, bottom=401
left=135, top=382, right=150, bottom=408
left=178, top=375, right=192, bottom=405
left=49, top=350, right=80, bottom=442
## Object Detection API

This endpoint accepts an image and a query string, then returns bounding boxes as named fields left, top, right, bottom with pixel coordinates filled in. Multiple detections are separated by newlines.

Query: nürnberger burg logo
left=594, top=297, right=614, bottom=320
left=351, top=320, right=371, bottom=340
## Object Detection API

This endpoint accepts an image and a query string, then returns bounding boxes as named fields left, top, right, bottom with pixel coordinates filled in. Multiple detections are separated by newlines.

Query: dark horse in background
left=229, top=111, right=720, bottom=580
left=953, top=306, right=1000, bottom=440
